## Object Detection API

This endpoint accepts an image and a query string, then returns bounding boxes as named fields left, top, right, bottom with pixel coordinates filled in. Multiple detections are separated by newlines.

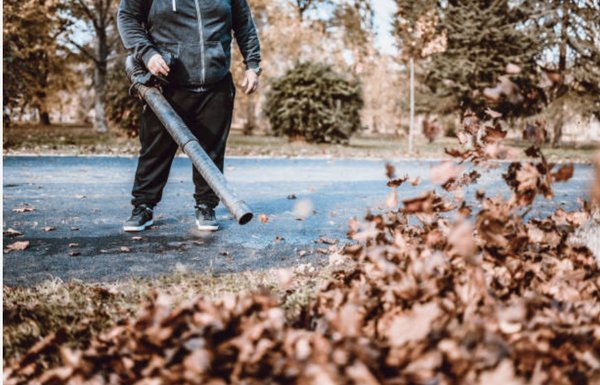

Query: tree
left=425, top=0, right=541, bottom=118
left=393, top=0, right=446, bottom=153
left=291, top=0, right=328, bottom=21
left=360, top=54, right=404, bottom=136
left=104, top=55, right=141, bottom=134
left=265, top=62, right=363, bottom=144
left=330, top=0, right=375, bottom=73
left=231, top=0, right=352, bottom=135
left=3, top=0, right=72, bottom=125
left=228, top=0, right=387, bottom=138
left=65, top=0, right=119, bottom=132
left=529, top=0, right=600, bottom=145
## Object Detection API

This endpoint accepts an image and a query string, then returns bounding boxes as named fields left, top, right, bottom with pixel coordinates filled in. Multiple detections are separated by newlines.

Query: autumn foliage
left=5, top=113, right=600, bottom=385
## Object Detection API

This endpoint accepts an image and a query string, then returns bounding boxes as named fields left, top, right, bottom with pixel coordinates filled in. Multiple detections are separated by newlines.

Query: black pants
left=131, top=73, right=235, bottom=208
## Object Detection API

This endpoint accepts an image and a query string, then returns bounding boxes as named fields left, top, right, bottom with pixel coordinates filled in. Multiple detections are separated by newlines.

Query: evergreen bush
left=265, top=62, right=363, bottom=144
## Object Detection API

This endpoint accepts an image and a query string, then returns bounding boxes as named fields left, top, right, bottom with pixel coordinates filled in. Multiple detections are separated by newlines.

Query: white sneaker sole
left=123, top=219, right=154, bottom=232
left=196, top=219, right=219, bottom=231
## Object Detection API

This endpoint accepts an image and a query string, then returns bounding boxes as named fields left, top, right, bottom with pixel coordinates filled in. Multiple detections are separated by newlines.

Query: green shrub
left=265, top=62, right=363, bottom=144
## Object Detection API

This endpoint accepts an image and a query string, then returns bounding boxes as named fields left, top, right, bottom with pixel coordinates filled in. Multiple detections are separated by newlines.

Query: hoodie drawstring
left=172, top=0, right=176, bottom=12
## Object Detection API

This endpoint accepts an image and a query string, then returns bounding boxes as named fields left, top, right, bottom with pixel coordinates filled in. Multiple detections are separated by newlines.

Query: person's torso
left=147, top=0, right=234, bottom=86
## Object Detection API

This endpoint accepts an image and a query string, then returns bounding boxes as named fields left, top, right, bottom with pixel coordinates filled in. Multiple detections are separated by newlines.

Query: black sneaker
left=195, top=204, right=219, bottom=231
left=123, top=204, right=154, bottom=232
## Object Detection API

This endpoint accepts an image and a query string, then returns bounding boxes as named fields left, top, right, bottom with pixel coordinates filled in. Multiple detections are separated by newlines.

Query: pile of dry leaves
left=5, top=112, right=600, bottom=385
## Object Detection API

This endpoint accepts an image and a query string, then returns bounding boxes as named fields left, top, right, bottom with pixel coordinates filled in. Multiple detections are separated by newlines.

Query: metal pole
left=125, top=56, right=253, bottom=225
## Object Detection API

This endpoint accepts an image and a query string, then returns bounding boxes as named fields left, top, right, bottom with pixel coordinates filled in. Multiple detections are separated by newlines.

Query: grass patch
left=3, top=265, right=342, bottom=364
left=4, top=123, right=596, bottom=161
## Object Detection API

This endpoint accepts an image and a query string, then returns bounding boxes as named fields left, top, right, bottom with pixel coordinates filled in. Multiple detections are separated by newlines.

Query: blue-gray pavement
left=2, top=156, right=594, bottom=285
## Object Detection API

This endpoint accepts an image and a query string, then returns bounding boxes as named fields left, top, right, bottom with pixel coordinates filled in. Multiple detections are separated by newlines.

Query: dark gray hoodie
left=117, top=0, right=261, bottom=87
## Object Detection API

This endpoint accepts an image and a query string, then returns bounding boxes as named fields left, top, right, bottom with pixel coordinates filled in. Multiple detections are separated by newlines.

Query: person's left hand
left=242, top=70, right=259, bottom=94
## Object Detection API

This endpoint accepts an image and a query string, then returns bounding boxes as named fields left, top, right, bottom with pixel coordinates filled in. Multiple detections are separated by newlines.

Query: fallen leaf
left=5, top=240, right=30, bottom=252
left=444, top=148, right=471, bottom=161
left=318, top=236, right=338, bottom=245
left=505, top=63, right=522, bottom=74
left=552, top=163, right=574, bottom=182
left=478, top=360, right=524, bottom=385
left=484, top=108, right=502, bottom=119
left=275, top=268, right=294, bottom=288
left=430, top=162, right=463, bottom=185
left=3, top=228, right=23, bottom=238
left=385, top=163, right=395, bottom=179
left=403, top=192, right=452, bottom=214
left=293, top=199, right=313, bottom=220
left=387, top=176, right=408, bottom=188
left=447, top=221, right=478, bottom=261
left=388, top=303, right=440, bottom=346
left=12, top=207, right=35, bottom=213
left=481, top=125, right=507, bottom=144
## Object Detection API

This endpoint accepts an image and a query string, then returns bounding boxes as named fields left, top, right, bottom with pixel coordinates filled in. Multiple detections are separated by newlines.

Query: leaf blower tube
left=125, top=55, right=253, bottom=225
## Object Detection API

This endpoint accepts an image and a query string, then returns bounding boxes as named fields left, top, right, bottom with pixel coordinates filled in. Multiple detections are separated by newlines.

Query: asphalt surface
left=3, top=156, right=594, bottom=285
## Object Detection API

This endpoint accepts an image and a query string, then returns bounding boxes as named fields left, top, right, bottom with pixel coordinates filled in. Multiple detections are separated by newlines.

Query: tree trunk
left=93, top=65, right=109, bottom=132
left=244, top=97, right=256, bottom=136
left=93, top=24, right=109, bottom=133
left=408, top=57, right=415, bottom=154
left=558, top=0, right=569, bottom=73
left=36, top=94, right=50, bottom=126
left=552, top=115, right=563, bottom=148
left=39, top=110, right=51, bottom=126
left=552, top=0, right=569, bottom=147
left=35, top=89, right=51, bottom=125
left=4, top=108, right=11, bottom=130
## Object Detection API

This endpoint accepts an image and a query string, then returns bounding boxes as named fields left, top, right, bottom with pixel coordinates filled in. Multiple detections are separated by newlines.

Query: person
left=117, top=0, right=261, bottom=232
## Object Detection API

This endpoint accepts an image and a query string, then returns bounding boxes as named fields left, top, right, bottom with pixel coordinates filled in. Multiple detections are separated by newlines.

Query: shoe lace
left=133, top=205, right=151, bottom=216
left=196, top=205, right=214, bottom=218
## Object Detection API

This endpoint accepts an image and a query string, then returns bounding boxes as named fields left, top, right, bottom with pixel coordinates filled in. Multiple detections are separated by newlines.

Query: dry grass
left=3, top=123, right=596, bottom=161
left=2, top=264, right=343, bottom=364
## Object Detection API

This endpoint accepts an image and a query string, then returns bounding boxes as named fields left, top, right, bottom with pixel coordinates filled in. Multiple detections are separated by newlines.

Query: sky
left=372, top=0, right=398, bottom=54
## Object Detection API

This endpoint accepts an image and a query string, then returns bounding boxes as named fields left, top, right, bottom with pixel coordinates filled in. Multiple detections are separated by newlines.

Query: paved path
left=3, top=156, right=594, bottom=285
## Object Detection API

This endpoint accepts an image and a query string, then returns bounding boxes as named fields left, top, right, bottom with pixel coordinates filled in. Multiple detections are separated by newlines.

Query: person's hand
left=242, top=69, right=259, bottom=94
left=147, top=53, right=170, bottom=77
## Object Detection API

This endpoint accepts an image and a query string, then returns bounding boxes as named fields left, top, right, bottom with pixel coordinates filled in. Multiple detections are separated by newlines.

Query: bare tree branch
left=76, top=0, right=100, bottom=31
left=108, top=35, right=121, bottom=50
left=68, top=38, right=100, bottom=64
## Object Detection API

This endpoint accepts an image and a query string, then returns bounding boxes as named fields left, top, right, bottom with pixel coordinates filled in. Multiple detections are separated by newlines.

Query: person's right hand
left=147, top=53, right=170, bottom=77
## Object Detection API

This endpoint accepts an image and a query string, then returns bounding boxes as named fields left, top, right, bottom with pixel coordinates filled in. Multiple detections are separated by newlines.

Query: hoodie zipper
left=192, top=0, right=206, bottom=84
